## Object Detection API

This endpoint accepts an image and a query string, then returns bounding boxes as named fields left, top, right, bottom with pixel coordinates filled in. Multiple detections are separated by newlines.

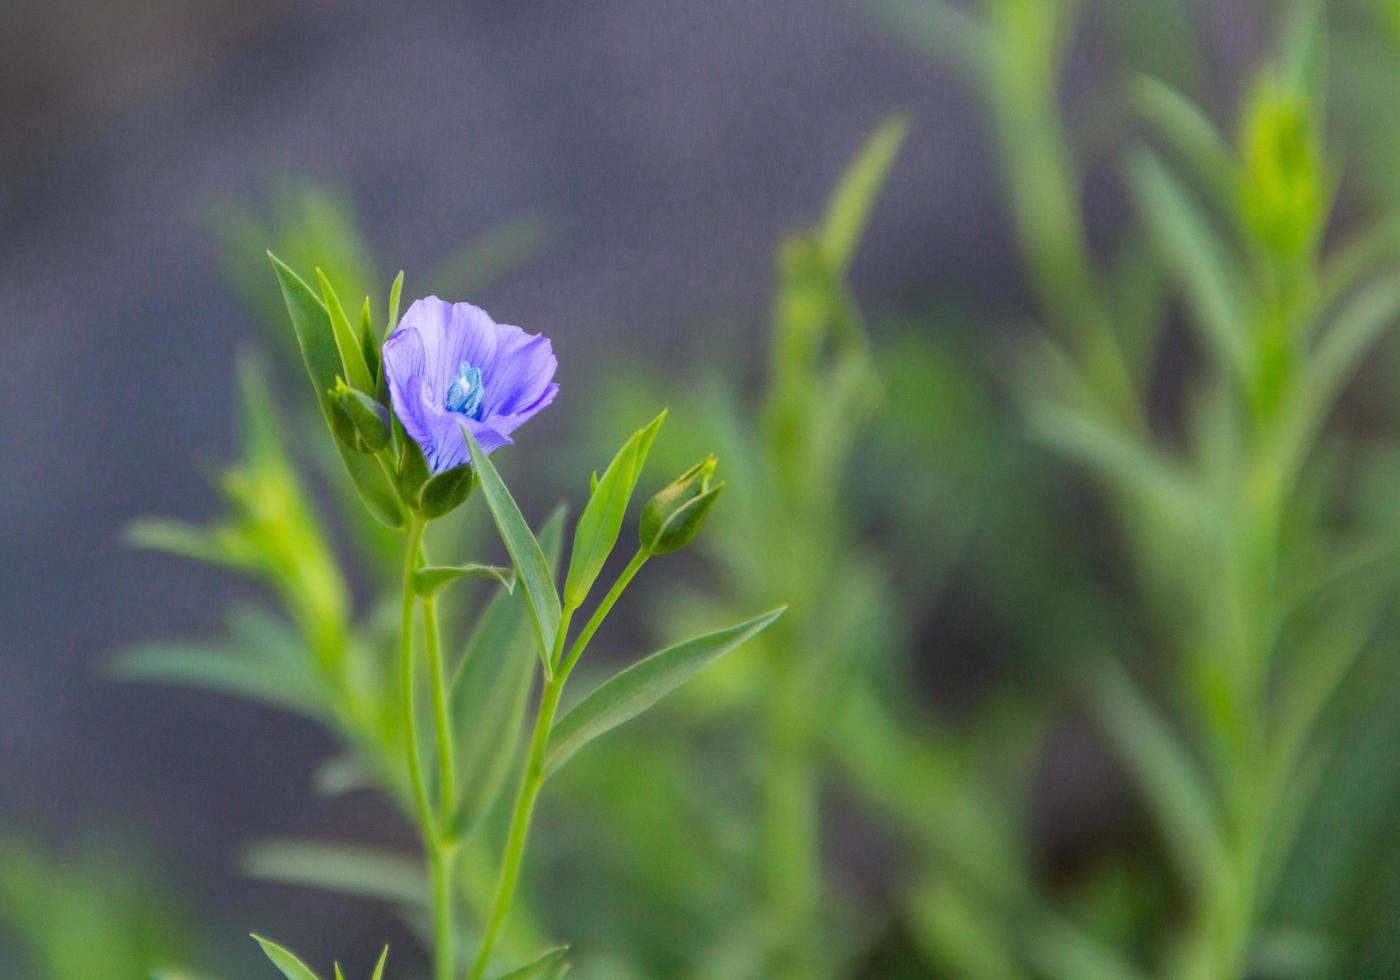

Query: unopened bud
left=639, top=455, right=724, bottom=555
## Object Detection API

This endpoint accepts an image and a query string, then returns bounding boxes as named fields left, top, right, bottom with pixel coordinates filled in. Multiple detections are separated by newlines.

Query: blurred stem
left=762, top=693, right=820, bottom=980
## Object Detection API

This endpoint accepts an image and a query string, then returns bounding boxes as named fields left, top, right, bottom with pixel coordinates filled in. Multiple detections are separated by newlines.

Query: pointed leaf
left=334, top=965, right=346, bottom=980
left=821, top=113, right=910, bottom=273
left=497, top=946, right=569, bottom=980
left=359, top=296, right=379, bottom=381
left=464, top=425, right=562, bottom=668
left=269, top=252, right=402, bottom=527
left=108, top=642, right=322, bottom=718
left=1131, top=75, right=1238, bottom=217
left=544, top=608, right=785, bottom=777
left=370, top=947, right=390, bottom=980
left=451, top=508, right=566, bottom=835
left=562, top=411, right=666, bottom=607
left=414, top=563, right=515, bottom=598
left=252, top=935, right=321, bottom=980
left=242, top=840, right=427, bottom=909
left=1126, top=150, right=1251, bottom=382
left=316, top=268, right=374, bottom=392
left=1089, top=664, right=1227, bottom=895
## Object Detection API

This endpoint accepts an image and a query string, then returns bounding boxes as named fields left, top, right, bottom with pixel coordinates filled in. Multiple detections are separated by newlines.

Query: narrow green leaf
left=866, top=0, right=990, bottom=79
left=316, top=268, right=374, bottom=392
left=497, top=946, right=569, bottom=980
left=425, top=211, right=552, bottom=297
left=821, top=113, right=910, bottom=274
left=370, top=947, right=390, bottom=980
left=252, top=935, right=321, bottom=980
left=334, top=965, right=346, bottom=980
left=1126, top=149, right=1251, bottom=381
left=311, top=755, right=375, bottom=798
left=414, top=563, right=515, bottom=597
left=1131, top=74, right=1238, bottom=217
left=241, top=840, right=427, bottom=909
left=359, top=296, right=379, bottom=383
left=385, top=270, right=405, bottom=340
left=1306, top=276, right=1400, bottom=429
left=1089, top=664, right=1227, bottom=895
left=108, top=643, right=322, bottom=718
left=124, top=518, right=230, bottom=568
left=451, top=508, right=566, bottom=835
left=268, top=252, right=402, bottom=528
left=562, top=411, right=666, bottom=607
left=464, top=425, right=562, bottom=667
left=544, top=607, right=786, bottom=777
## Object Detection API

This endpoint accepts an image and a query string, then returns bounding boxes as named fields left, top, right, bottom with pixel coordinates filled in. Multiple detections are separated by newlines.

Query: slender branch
left=423, top=592, right=456, bottom=827
left=558, top=549, right=649, bottom=681
left=400, top=517, right=434, bottom=836
left=468, top=674, right=565, bottom=980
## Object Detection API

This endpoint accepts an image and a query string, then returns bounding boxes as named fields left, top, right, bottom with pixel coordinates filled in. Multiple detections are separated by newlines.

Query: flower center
left=444, top=361, right=486, bottom=420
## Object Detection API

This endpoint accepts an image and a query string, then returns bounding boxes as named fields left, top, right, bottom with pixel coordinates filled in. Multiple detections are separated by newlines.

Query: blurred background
left=8, top=1, right=1400, bottom=977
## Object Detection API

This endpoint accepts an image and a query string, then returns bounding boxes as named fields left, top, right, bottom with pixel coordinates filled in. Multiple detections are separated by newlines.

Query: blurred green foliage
left=0, top=834, right=200, bottom=979
left=31, top=1, right=1400, bottom=976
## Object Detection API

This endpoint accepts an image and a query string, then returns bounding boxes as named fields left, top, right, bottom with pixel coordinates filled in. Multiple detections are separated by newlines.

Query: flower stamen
left=444, top=361, right=485, bottom=420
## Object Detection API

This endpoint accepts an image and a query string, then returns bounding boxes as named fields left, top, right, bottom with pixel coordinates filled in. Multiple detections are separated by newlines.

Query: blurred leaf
left=124, top=518, right=233, bottom=568
left=1090, top=664, right=1227, bottom=897
left=820, top=113, right=910, bottom=274
left=544, top=607, right=785, bottom=778
left=496, top=945, right=569, bottom=979
left=268, top=253, right=402, bottom=528
left=1126, top=149, right=1252, bottom=381
left=866, top=0, right=989, bottom=79
left=242, top=840, right=427, bottom=910
left=370, top=947, right=389, bottom=980
left=465, top=426, right=563, bottom=668
left=425, top=212, right=551, bottom=298
left=312, top=755, right=376, bottom=799
left=1131, top=75, right=1239, bottom=218
left=414, top=563, right=515, bottom=598
left=563, top=411, right=666, bottom=608
left=252, top=935, right=321, bottom=980
left=108, top=641, right=321, bottom=719
left=451, top=508, right=566, bottom=836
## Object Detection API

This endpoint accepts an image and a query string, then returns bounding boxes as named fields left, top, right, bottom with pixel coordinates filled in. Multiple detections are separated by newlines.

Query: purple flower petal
left=383, top=296, right=558, bottom=473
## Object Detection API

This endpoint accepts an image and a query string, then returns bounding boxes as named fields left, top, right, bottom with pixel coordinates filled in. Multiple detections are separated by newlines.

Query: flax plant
left=120, top=250, right=781, bottom=980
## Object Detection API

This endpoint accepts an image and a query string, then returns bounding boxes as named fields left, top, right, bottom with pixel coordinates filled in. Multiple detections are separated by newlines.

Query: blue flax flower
left=383, top=298, right=558, bottom=472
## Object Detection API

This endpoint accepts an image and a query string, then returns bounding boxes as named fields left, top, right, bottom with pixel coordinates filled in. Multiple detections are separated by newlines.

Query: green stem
left=470, top=553, right=646, bottom=979
left=558, top=549, right=649, bottom=680
left=431, top=844, right=458, bottom=980
left=423, top=592, right=457, bottom=826
left=468, top=674, right=566, bottom=980
left=400, top=517, right=434, bottom=836
left=762, top=690, right=820, bottom=980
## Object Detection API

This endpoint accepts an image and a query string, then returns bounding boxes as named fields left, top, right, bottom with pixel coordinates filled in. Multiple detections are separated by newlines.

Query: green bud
left=1239, top=76, right=1323, bottom=258
left=417, top=463, right=475, bottom=518
left=639, top=455, right=724, bottom=555
left=328, top=395, right=360, bottom=452
left=397, top=432, right=430, bottom=506
left=331, top=378, right=391, bottom=452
